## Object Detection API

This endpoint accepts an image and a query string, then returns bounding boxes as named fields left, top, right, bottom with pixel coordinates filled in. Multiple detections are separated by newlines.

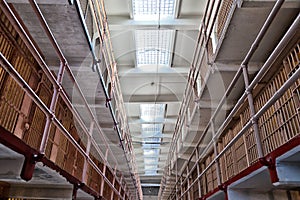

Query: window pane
left=135, top=30, right=173, bottom=66
left=132, top=0, right=175, bottom=20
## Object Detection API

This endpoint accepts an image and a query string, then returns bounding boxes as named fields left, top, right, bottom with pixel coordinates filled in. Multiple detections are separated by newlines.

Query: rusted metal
left=72, top=184, right=78, bottom=200
left=0, top=126, right=39, bottom=181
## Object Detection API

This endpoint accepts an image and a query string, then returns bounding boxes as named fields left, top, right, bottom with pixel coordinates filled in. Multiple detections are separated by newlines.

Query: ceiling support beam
left=123, top=94, right=182, bottom=103
left=107, top=16, right=201, bottom=30
left=212, top=62, right=262, bottom=72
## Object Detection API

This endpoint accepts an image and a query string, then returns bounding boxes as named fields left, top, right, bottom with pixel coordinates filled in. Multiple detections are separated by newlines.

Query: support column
left=180, top=176, right=183, bottom=198
left=72, top=184, right=78, bottom=200
left=211, top=121, right=222, bottom=186
left=175, top=142, right=178, bottom=199
left=187, top=165, right=192, bottom=200
left=122, top=183, right=126, bottom=199
left=100, top=149, right=108, bottom=196
left=241, top=65, right=264, bottom=158
left=40, top=61, right=65, bottom=154
left=118, top=176, right=123, bottom=199
left=196, top=148, right=202, bottom=198
left=83, top=121, right=94, bottom=183
left=110, top=165, right=117, bottom=200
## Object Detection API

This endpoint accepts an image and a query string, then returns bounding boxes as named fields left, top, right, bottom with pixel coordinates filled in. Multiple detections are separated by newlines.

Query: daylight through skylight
left=140, top=104, right=165, bottom=122
left=132, top=0, right=175, bottom=20
left=135, top=30, right=173, bottom=66
left=140, top=104, right=165, bottom=175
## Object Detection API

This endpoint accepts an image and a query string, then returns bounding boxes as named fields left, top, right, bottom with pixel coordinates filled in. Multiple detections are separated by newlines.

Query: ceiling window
left=140, top=104, right=166, bottom=175
left=140, top=104, right=165, bottom=122
left=132, top=0, right=175, bottom=20
left=143, top=148, right=160, bottom=157
left=143, top=137, right=161, bottom=149
left=145, top=170, right=157, bottom=175
left=135, top=30, right=173, bottom=66
left=141, top=124, right=163, bottom=137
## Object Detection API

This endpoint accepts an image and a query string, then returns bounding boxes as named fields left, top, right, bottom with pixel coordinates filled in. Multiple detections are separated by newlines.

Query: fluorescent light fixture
left=135, top=30, right=173, bottom=66
left=132, top=0, right=175, bottom=20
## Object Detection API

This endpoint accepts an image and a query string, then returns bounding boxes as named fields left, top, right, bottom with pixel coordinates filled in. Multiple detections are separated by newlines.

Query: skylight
left=132, top=0, right=175, bottom=20
left=145, top=170, right=157, bottom=175
left=139, top=104, right=166, bottom=175
left=143, top=138, right=161, bottom=149
left=144, top=157, right=158, bottom=163
left=140, top=104, right=165, bottom=122
left=143, top=148, right=159, bottom=157
left=142, top=124, right=163, bottom=137
left=135, top=30, right=173, bottom=66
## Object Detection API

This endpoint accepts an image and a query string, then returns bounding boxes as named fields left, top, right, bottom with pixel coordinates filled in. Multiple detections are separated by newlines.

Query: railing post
left=119, top=176, right=123, bottom=198
left=110, top=165, right=117, bottom=200
left=180, top=176, right=183, bottom=198
left=211, top=121, right=222, bottom=186
left=175, top=142, right=178, bottom=199
left=241, top=65, right=264, bottom=158
left=72, top=184, right=78, bottom=200
left=186, top=166, right=191, bottom=200
left=195, top=148, right=202, bottom=198
left=83, top=121, right=94, bottom=182
left=123, top=182, right=127, bottom=199
left=100, top=149, right=109, bottom=196
left=40, top=61, right=65, bottom=154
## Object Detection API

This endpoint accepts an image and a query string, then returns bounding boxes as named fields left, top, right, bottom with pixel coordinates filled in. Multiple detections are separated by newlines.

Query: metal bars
left=0, top=0, right=136, bottom=199
left=159, top=0, right=300, bottom=199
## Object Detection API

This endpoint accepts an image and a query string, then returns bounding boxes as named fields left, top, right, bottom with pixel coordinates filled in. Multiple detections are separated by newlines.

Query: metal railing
left=159, top=0, right=238, bottom=197
left=159, top=0, right=300, bottom=199
left=0, top=0, right=141, bottom=199
left=72, top=0, right=142, bottom=198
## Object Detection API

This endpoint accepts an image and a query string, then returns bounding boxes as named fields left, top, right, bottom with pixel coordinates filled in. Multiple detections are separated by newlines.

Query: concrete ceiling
left=103, top=0, right=205, bottom=193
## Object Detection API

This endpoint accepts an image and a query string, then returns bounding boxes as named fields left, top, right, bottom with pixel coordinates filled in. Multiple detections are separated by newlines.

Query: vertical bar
left=72, top=184, right=78, bottom=200
left=100, top=149, right=109, bottom=196
left=211, top=121, right=222, bottom=185
left=180, top=176, right=183, bottom=198
left=240, top=114, right=251, bottom=166
left=175, top=143, right=178, bottom=199
left=123, top=183, right=126, bottom=199
left=40, top=61, right=65, bottom=153
left=119, top=176, right=123, bottom=200
left=187, top=166, right=191, bottom=200
left=195, top=148, right=202, bottom=198
left=241, top=65, right=264, bottom=158
left=111, top=165, right=117, bottom=200
left=82, top=121, right=94, bottom=182
left=100, top=163, right=106, bottom=196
